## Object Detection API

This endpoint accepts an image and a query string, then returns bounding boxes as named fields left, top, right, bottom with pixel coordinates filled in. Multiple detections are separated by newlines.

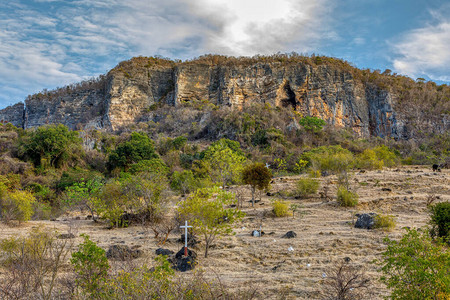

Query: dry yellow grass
left=0, top=166, right=448, bottom=299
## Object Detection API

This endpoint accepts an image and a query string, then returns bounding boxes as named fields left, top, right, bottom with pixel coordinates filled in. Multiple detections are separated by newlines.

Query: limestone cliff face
left=0, top=58, right=442, bottom=139
left=24, top=89, right=106, bottom=130
left=0, top=102, right=24, bottom=128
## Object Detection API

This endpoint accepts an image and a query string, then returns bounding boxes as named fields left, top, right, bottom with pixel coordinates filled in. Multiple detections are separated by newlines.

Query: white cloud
left=0, top=0, right=332, bottom=108
left=392, top=8, right=450, bottom=82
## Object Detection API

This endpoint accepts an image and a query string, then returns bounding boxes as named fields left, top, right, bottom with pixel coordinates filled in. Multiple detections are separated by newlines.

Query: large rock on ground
left=155, top=248, right=174, bottom=256
left=282, top=231, right=297, bottom=239
left=355, top=213, right=377, bottom=229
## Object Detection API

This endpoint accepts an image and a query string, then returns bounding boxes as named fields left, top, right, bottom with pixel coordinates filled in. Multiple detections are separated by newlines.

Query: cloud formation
left=0, top=0, right=332, bottom=107
left=392, top=6, right=450, bottom=81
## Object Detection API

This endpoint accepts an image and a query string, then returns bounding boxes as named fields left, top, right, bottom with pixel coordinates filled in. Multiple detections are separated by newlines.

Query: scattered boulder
left=354, top=213, right=377, bottom=229
left=281, top=231, right=297, bottom=239
left=169, top=247, right=197, bottom=272
left=155, top=248, right=174, bottom=256
left=57, top=233, right=75, bottom=239
left=106, top=245, right=143, bottom=260
left=251, top=230, right=265, bottom=237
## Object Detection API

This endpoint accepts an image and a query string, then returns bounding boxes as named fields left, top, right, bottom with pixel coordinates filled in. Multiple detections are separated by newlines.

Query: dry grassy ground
left=0, top=166, right=448, bottom=299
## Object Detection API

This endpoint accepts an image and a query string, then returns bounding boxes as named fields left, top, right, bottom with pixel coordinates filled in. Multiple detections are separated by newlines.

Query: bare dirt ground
left=1, top=166, right=449, bottom=299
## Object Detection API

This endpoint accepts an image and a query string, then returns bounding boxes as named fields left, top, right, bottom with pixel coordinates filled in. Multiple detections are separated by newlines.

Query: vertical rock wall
left=0, top=59, right=426, bottom=139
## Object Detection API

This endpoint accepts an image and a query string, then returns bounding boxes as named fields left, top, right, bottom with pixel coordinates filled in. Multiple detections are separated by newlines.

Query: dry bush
left=149, top=216, right=177, bottom=246
left=0, top=228, right=73, bottom=300
left=426, top=193, right=438, bottom=207
left=321, top=260, right=371, bottom=300
left=374, top=214, right=396, bottom=231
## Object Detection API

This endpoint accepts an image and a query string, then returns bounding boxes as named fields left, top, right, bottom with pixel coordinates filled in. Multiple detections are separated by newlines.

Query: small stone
left=281, top=231, right=297, bottom=239
left=381, top=188, right=392, bottom=192
left=155, top=248, right=174, bottom=256
left=287, top=246, right=294, bottom=252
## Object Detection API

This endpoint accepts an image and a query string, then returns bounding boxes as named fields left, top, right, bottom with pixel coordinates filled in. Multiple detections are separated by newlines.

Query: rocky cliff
left=0, top=55, right=447, bottom=139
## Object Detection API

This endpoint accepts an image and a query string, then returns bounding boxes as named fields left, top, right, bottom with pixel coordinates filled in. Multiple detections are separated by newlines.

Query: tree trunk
left=204, top=233, right=209, bottom=258
left=251, top=187, right=255, bottom=207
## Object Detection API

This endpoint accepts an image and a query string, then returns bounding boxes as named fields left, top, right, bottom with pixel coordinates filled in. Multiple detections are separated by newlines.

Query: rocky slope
left=0, top=55, right=447, bottom=139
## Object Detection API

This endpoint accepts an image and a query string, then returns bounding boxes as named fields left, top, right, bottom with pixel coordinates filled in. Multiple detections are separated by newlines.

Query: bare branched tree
left=321, top=260, right=371, bottom=300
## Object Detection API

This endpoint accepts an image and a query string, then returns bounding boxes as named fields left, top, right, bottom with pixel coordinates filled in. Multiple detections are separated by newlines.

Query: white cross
left=180, top=221, right=193, bottom=249
left=265, top=163, right=270, bottom=169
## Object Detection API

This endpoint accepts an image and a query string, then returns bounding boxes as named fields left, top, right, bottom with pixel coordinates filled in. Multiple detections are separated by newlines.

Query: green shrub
left=429, top=201, right=450, bottom=243
left=295, top=177, right=319, bottom=198
left=0, top=189, right=36, bottom=224
left=299, top=116, right=326, bottom=133
left=357, top=145, right=399, bottom=169
left=380, top=229, right=450, bottom=299
left=71, top=234, right=109, bottom=297
left=107, top=132, right=159, bottom=171
left=128, top=158, right=168, bottom=175
left=374, top=214, right=396, bottom=231
left=336, top=186, right=358, bottom=207
left=272, top=200, right=291, bottom=217
left=19, top=124, right=83, bottom=168
left=356, top=148, right=384, bottom=170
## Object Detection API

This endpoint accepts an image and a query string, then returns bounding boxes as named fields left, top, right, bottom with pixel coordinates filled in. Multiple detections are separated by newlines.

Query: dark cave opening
left=281, top=82, right=297, bottom=108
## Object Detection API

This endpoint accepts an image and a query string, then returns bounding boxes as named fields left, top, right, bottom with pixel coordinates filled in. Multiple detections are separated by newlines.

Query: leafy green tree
left=128, top=158, right=168, bottom=175
left=299, top=116, right=326, bottom=133
left=71, top=234, right=109, bottom=297
left=201, top=138, right=244, bottom=157
left=242, top=163, right=272, bottom=207
left=202, top=139, right=246, bottom=189
left=96, top=180, right=127, bottom=227
left=64, top=178, right=103, bottom=221
left=107, top=132, right=158, bottom=171
left=121, top=171, right=169, bottom=223
left=429, top=201, right=450, bottom=243
left=170, top=170, right=199, bottom=194
left=207, top=148, right=246, bottom=189
left=380, top=229, right=450, bottom=299
left=20, top=124, right=82, bottom=168
left=302, top=145, right=354, bottom=188
left=177, top=187, right=244, bottom=258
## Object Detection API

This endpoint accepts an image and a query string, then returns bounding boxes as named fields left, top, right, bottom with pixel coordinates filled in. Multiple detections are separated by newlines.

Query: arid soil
left=1, top=166, right=448, bottom=299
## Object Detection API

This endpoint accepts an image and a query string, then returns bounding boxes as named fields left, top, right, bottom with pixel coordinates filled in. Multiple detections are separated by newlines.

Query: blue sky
left=0, top=0, right=449, bottom=108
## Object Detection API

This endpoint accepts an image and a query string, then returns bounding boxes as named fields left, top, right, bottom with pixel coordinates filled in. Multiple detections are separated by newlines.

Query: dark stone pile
left=155, top=247, right=197, bottom=272
left=355, top=213, right=377, bottom=229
